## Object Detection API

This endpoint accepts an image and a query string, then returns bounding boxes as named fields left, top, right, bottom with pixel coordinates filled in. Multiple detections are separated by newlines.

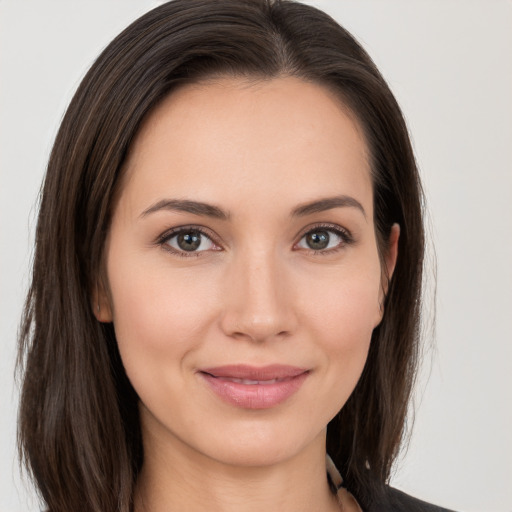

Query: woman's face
left=98, top=76, right=397, bottom=467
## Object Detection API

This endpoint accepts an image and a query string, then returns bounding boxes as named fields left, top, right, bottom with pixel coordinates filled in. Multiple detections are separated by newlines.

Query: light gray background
left=1, top=1, right=511, bottom=511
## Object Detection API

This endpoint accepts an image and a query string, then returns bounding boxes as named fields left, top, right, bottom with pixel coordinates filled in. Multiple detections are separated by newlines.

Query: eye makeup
left=153, top=221, right=355, bottom=259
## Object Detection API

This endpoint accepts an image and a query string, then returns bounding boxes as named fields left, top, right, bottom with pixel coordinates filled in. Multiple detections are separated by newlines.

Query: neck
left=134, top=425, right=340, bottom=512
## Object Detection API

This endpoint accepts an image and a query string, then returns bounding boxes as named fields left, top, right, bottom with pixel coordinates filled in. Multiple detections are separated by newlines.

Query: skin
left=95, top=76, right=399, bottom=512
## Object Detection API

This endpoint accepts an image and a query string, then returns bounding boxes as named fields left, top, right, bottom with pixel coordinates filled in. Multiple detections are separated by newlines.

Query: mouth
left=208, top=377, right=288, bottom=385
left=198, top=364, right=309, bottom=409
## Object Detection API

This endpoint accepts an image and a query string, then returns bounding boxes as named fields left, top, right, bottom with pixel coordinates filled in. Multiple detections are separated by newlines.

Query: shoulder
left=365, top=485, right=457, bottom=512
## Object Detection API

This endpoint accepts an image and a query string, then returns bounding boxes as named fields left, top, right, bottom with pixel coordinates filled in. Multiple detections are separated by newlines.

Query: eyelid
left=296, top=222, right=353, bottom=240
left=293, top=222, right=354, bottom=252
left=156, top=224, right=222, bottom=256
left=154, top=222, right=354, bottom=258
left=156, top=224, right=218, bottom=244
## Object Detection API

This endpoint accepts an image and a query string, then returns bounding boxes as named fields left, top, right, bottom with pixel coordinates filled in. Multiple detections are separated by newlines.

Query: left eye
left=165, top=229, right=216, bottom=253
left=296, top=228, right=345, bottom=251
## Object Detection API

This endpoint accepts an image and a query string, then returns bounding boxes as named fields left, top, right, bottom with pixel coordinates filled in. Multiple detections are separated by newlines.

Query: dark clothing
left=327, top=454, right=456, bottom=512
left=366, top=486, right=456, bottom=512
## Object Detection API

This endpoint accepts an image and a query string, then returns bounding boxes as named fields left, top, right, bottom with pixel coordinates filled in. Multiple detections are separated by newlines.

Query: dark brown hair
left=17, top=1, right=424, bottom=511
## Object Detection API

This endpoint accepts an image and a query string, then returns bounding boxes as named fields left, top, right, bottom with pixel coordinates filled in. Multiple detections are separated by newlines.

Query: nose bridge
left=220, top=245, right=296, bottom=342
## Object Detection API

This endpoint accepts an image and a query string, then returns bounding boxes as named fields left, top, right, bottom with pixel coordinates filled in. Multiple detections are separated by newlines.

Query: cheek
left=299, top=264, right=382, bottom=409
left=106, top=248, right=221, bottom=385
left=321, top=283, right=378, bottom=369
left=301, top=261, right=382, bottom=345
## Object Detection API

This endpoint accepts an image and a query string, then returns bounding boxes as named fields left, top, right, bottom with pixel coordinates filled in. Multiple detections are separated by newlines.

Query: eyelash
left=156, top=223, right=354, bottom=258
left=296, top=223, right=354, bottom=256
left=156, top=225, right=219, bottom=258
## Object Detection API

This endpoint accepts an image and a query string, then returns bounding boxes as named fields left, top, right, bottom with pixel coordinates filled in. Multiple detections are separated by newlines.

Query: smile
left=219, top=377, right=283, bottom=385
left=198, top=364, right=309, bottom=409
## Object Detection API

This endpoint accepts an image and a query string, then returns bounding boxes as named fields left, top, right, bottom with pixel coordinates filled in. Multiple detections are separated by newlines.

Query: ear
left=92, top=278, right=113, bottom=323
left=384, top=223, right=400, bottom=284
left=375, top=223, right=400, bottom=325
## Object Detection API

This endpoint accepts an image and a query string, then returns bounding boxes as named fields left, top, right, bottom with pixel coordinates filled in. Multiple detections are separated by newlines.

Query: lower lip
left=200, top=372, right=309, bottom=409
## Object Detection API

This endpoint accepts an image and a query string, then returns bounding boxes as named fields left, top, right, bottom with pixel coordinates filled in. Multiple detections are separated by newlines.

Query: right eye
left=161, top=228, right=219, bottom=256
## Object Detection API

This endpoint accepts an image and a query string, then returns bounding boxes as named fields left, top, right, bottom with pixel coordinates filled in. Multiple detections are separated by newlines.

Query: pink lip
left=198, top=364, right=309, bottom=410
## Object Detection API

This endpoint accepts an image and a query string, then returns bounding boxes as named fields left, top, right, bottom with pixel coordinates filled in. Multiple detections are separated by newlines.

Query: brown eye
left=305, top=230, right=330, bottom=250
left=166, top=229, right=215, bottom=253
left=177, top=231, right=201, bottom=251
left=296, top=227, right=349, bottom=252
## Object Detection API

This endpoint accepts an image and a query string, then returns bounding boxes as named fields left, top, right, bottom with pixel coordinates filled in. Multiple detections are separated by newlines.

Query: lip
left=198, top=364, right=309, bottom=410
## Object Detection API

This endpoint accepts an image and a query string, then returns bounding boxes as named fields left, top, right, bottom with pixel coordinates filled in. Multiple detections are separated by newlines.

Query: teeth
left=227, top=378, right=279, bottom=385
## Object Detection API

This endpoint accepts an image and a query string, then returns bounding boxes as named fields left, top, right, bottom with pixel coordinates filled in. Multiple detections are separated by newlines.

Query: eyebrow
left=140, top=199, right=230, bottom=220
left=140, top=194, right=366, bottom=221
left=291, top=195, right=366, bottom=219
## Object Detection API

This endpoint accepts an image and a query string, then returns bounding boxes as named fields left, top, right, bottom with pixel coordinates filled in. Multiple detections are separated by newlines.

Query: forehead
left=119, top=76, right=372, bottom=216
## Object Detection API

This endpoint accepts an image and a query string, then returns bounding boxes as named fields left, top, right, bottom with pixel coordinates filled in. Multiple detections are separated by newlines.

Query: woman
left=17, top=1, right=454, bottom=511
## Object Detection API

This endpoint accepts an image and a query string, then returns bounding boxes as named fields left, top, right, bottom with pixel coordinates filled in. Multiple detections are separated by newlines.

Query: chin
left=189, top=416, right=327, bottom=469
left=205, top=439, right=307, bottom=468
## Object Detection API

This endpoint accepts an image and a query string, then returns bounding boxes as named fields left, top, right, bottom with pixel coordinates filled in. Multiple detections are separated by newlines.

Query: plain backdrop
left=1, top=1, right=511, bottom=511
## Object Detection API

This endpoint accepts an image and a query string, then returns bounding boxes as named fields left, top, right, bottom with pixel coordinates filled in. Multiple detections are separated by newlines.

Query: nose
left=219, top=248, right=298, bottom=343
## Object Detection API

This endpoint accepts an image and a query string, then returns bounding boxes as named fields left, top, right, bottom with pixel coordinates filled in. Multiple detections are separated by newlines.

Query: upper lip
left=199, top=364, right=308, bottom=380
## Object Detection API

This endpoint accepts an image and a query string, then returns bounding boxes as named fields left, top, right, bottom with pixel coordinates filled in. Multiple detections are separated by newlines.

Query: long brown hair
left=17, top=1, right=424, bottom=511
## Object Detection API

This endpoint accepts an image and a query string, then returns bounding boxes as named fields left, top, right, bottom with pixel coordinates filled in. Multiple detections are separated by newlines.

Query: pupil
left=306, top=231, right=329, bottom=250
left=177, top=231, right=201, bottom=251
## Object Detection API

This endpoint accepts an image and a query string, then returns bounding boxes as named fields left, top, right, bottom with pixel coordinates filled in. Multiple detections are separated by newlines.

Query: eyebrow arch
left=140, top=199, right=230, bottom=220
left=291, top=195, right=367, bottom=219
left=140, top=195, right=365, bottom=221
